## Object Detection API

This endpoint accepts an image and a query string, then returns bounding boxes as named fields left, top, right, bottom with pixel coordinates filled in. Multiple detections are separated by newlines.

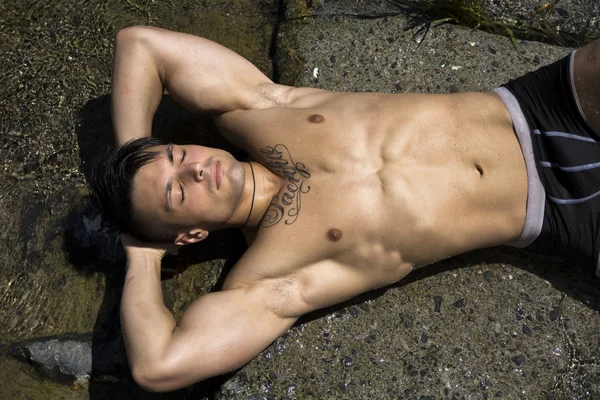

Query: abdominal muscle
left=308, top=90, right=529, bottom=270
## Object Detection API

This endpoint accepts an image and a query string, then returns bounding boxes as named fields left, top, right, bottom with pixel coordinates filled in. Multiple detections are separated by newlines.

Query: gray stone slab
left=25, top=339, right=92, bottom=385
left=277, top=12, right=571, bottom=90
left=214, top=13, right=600, bottom=400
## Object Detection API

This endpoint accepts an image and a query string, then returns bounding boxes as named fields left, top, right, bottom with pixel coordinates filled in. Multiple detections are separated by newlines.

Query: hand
left=120, top=233, right=181, bottom=262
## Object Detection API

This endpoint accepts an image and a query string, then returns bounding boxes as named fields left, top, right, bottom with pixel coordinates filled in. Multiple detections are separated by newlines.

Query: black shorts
left=494, top=52, right=600, bottom=276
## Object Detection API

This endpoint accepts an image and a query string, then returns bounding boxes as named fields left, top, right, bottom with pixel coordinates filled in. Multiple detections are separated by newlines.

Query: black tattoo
left=260, top=144, right=311, bottom=227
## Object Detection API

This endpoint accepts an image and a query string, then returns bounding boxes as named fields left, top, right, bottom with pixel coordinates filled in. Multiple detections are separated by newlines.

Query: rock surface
left=16, top=338, right=93, bottom=386
left=231, top=5, right=600, bottom=400
left=0, top=0, right=599, bottom=399
left=285, top=0, right=600, bottom=46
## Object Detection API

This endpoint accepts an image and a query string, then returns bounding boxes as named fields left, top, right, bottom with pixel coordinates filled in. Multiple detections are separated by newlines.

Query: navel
left=327, top=228, right=343, bottom=242
left=475, top=162, right=484, bottom=176
left=308, top=114, right=325, bottom=124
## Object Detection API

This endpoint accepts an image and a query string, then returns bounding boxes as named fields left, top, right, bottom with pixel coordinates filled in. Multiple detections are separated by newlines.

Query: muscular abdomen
left=366, top=92, right=528, bottom=265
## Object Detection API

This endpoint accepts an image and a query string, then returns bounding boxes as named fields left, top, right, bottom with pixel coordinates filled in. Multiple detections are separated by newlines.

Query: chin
left=227, top=160, right=246, bottom=199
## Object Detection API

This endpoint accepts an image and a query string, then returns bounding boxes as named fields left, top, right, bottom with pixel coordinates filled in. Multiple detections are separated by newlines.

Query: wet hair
left=89, top=137, right=181, bottom=243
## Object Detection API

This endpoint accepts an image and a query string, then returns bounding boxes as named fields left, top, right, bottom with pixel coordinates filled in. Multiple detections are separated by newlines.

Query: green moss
left=285, top=0, right=323, bottom=19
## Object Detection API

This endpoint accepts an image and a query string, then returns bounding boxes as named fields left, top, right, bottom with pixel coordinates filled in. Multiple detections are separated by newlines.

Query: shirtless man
left=90, top=26, right=600, bottom=391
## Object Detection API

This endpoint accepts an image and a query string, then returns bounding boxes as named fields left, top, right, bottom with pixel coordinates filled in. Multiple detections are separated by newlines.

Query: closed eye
left=181, top=149, right=186, bottom=164
left=179, top=183, right=185, bottom=203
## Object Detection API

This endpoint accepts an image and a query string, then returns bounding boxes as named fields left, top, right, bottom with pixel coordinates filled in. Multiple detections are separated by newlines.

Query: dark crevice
left=269, top=0, right=286, bottom=84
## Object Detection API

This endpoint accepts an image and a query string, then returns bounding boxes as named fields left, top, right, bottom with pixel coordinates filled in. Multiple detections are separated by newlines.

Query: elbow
left=131, top=363, right=182, bottom=393
left=114, top=26, right=163, bottom=74
left=115, top=26, right=151, bottom=47
left=115, top=25, right=165, bottom=52
left=131, top=365, right=163, bottom=392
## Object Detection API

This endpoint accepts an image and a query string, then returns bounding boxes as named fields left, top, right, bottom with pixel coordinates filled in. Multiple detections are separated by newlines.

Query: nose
left=183, top=163, right=204, bottom=183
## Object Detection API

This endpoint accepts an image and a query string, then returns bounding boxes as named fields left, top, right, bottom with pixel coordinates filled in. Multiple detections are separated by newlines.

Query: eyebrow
left=165, top=144, right=174, bottom=211
left=167, top=143, right=174, bottom=165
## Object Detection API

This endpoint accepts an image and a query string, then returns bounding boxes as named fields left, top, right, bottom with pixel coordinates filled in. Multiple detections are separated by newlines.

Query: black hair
left=89, top=137, right=181, bottom=243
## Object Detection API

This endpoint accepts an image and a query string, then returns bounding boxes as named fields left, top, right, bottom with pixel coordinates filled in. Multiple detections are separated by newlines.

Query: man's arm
left=120, top=234, right=393, bottom=392
left=112, top=26, right=289, bottom=145
left=120, top=236, right=297, bottom=392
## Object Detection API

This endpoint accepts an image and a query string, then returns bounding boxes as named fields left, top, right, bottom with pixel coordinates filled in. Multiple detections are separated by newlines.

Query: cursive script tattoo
left=260, top=144, right=311, bottom=227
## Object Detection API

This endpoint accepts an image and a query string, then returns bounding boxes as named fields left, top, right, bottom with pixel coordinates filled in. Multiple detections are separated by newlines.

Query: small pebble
left=520, top=292, right=532, bottom=302
left=511, top=355, right=526, bottom=367
left=402, top=313, right=414, bottom=328
left=492, top=322, right=501, bottom=334
left=483, top=270, right=494, bottom=281
left=286, top=384, right=297, bottom=395
left=549, top=307, right=560, bottom=321
left=453, top=298, right=465, bottom=308
left=433, top=296, right=443, bottom=312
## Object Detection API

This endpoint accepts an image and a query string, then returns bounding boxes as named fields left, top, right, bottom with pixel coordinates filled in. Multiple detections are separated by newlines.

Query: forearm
left=120, top=256, right=176, bottom=370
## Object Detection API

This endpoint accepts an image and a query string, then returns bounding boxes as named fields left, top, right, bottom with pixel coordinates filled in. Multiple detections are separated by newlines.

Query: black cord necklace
left=242, top=162, right=256, bottom=229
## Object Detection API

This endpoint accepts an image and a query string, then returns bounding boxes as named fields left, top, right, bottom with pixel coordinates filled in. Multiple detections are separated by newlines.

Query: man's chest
left=241, top=197, right=415, bottom=291
left=255, top=142, right=384, bottom=234
left=216, top=104, right=383, bottom=166
left=249, top=144, right=478, bottom=274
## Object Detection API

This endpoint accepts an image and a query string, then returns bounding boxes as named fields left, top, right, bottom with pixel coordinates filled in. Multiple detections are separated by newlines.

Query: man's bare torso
left=216, top=89, right=528, bottom=296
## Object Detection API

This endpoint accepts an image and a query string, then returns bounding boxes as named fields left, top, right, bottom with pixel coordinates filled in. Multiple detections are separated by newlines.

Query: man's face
left=131, top=144, right=245, bottom=234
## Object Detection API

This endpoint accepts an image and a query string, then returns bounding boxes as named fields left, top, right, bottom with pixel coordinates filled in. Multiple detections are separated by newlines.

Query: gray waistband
left=493, top=87, right=545, bottom=248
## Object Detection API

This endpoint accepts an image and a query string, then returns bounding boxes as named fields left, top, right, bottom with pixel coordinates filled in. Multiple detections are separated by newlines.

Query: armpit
left=262, top=275, right=306, bottom=319
left=253, top=83, right=295, bottom=108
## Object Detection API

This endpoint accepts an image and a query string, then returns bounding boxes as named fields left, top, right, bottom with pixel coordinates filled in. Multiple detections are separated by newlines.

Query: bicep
left=140, top=27, right=275, bottom=113
left=158, top=288, right=295, bottom=388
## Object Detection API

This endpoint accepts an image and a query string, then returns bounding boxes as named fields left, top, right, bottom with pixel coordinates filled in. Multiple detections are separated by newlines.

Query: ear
left=174, top=229, right=209, bottom=246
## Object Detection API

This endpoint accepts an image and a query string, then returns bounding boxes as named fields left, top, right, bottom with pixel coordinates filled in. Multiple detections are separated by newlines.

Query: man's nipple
left=308, top=114, right=325, bottom=124
left=327, top=228, right=343, bottom=242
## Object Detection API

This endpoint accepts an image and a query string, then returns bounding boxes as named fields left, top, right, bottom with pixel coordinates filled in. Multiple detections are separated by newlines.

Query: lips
left=215, top=161, right=222, bottom=190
